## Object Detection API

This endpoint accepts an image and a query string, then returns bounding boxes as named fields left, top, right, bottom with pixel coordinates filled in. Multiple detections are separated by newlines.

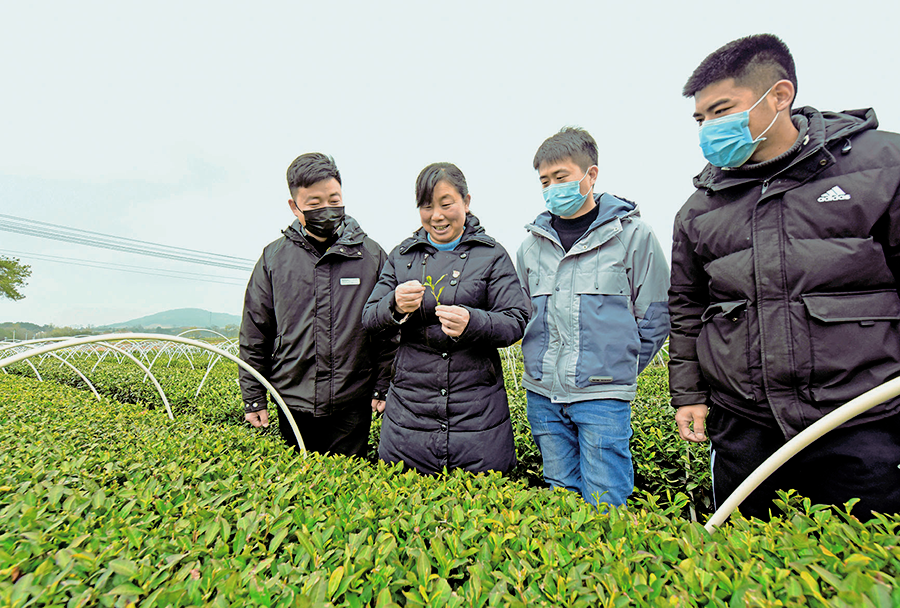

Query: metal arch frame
left=43, top=351, right=102, bottom=401
left=0, top=337, right=174, bottom=420
left=195, top=354, right=223, bottom=398
left=147, top=341, right=196, bottom=373
left=178, top=328, right=230, bottom=341
left=0, top=333, right=305, bottom=452
left=23, top=358, right=43, bottom=382
left=0, top=339, right=101, bottom=399
left=192, top=336, right=240, bottom=399
left=94, top=341, right=174, bottom=419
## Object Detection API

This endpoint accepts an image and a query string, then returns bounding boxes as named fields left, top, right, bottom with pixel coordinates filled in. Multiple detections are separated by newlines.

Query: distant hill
left=104, top=308, right=241, bottom=329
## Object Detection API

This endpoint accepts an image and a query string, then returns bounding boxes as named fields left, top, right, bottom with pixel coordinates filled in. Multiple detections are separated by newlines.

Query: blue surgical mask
left=698, top=85, right=779, bottom=168
left=542, top=167, right=595, bottom=216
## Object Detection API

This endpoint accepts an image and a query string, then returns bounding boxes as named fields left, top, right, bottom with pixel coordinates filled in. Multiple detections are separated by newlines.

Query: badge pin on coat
left=452, top=270, right=460, bottom=278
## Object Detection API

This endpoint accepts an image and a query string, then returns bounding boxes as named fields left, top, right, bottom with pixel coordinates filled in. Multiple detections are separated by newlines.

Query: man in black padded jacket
left=240, top=153, right=395, bottom=457
left=670, top=34, right=900, bottom=519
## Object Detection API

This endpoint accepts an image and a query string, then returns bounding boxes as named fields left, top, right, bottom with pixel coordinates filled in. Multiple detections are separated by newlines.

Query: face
left=288, top=178, right=343, bottom=227
left=538, top=158, right=597, bottom=192
left=693, top=78, right=777, bottom=138
left=420, top=180, right=470, bottom=243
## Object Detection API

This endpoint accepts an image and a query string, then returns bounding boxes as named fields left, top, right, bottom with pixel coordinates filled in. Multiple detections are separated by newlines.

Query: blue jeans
left=526, top=391, right=633, bottom=507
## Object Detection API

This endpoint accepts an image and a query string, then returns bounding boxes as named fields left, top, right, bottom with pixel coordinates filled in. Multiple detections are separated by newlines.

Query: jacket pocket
left=697, top=300, right=759, bottom=402
left=522, top=285, right=552, bottom=381
left=802, top=290, right=900, bottom=403
left=574, top=291, right=639, bottom=388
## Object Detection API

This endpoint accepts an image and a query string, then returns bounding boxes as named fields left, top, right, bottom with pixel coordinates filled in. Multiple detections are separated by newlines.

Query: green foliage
left=2, top=374, right=899, bottom=607
left=423, top=275, right=446, bottom=306
left=6, top=343, right=711, bottom=518
left=0, top=256, right=31, bottom=301
left=632, top=365, right=713, bottom=518
left=2, top=355, right=243, bottom=424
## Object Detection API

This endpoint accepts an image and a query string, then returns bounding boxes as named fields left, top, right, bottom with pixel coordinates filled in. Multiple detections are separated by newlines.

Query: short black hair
left=415, top=162, right=469, bottom=208
left=286, top=153, right=341, bottom=198
left=533, top=127, right=598, bottom=172
left=682, top=34, right=797, bottom=101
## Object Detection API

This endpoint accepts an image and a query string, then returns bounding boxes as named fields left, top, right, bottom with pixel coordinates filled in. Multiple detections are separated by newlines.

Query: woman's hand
left=435, top=305, right=469, bottom=338
left=394, top=280, right=426, bottom=313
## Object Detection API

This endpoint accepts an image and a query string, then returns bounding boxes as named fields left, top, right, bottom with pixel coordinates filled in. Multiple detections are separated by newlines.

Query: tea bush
left=5, top=347, right=711, bottom=517
left=2, top=375, right=899, bottom=607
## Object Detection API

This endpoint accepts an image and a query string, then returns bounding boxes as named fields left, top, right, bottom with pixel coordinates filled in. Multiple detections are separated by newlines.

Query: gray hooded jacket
left=517, top=193, right=670, bottom=403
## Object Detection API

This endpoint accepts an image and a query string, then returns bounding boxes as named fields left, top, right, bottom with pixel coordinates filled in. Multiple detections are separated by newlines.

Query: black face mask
left=303, top=206, right=345, bottom=239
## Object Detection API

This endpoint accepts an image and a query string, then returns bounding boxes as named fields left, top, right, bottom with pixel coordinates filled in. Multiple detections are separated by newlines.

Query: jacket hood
left=398, top=213, right=495, bottom=254
left=528, top=192, right=638, bottom=236
left=693, top=106, right=879, bottom=190
left=282, top=214, right=367, bottom=250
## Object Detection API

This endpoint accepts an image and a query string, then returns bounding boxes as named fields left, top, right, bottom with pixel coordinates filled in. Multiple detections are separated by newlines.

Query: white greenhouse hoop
left=1, top=338, right=174, bottom=420
left=46, top=351, right=101, bottom=401
left=705, top=375, right=900, bottom=531
left=178, top=328, right=230, bottom=341
left=0, top=333, right=304, bottom=451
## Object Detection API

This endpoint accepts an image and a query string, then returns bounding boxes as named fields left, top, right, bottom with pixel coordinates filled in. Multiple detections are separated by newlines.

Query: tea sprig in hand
left=423, top=274, right=446, bottom=305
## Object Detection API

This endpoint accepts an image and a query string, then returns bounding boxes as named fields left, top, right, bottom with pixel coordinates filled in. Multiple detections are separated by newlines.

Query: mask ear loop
left=749, top=84, right=780, bottom=143
left=580, top=165, right=598, bottom=199
left=752, top=110, right=781, bottom=144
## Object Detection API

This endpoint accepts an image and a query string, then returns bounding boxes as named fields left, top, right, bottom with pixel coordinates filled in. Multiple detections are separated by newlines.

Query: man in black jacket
left=670, top=34, right=900, bottom=519
left=239, top=153, right=395, bottom=457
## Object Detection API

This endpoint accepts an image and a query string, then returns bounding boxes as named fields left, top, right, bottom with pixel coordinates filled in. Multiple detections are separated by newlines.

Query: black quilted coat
left=670, top=107, right=900, bottom=438
left=240, top=217, right=395, bottom=416
left=362, top=215, right=529, bottom=474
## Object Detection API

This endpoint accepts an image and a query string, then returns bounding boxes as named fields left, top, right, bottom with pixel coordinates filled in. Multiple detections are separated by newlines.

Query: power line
left=0, top=213, right=256, bottom=271
left=0, top=213, right=253, bottom=262
left=0, top=222, right=252, bottom=271
left=0, top=249, right=248, bottom=286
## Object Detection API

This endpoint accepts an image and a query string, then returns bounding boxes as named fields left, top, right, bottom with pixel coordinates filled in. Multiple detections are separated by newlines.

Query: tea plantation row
left=2, top=350, right=713, bottom=517
left=2, top=374, right=900, bottom=606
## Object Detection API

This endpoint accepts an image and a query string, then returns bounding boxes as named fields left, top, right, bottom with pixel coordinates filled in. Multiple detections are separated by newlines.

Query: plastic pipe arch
left=0, top=333, right=305, bottom=452
left=1, top=338, right=175, bottom=420
left=704, top=375, right=900, bottom=531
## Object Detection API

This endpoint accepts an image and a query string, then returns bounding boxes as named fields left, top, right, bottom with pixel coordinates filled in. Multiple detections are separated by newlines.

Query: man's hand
left=245, top=409, right=270, bottom=428
left=395, top=280, right=426, bottom=313
left=435, top=305, right=470, bottom=338
left=675, top=404, right=708, bottom=442
left=371, top=399, right=385, bottom=414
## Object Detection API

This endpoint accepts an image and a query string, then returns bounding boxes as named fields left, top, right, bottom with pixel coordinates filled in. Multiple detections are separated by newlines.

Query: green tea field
left=1, top=340, right=898, bottom=607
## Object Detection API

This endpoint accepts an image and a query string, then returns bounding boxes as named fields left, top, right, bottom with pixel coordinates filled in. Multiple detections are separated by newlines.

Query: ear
left=772, top=79, right=795, bottom=113
left=588, top=165, right=599, bottom=189
left=463, top=193, right=471, bottom=213
left=288, top=199, right=304, bottom=221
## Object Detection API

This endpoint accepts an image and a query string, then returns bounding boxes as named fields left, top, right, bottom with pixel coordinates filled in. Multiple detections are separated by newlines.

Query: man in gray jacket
left=240, top=153, right=395, bottom=457
left=671, top=34, right=900, bottom=519
left=517, top=127, right=670, bottom=507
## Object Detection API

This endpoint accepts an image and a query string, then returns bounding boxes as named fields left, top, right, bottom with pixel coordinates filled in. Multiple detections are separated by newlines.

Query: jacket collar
left=693, top=106, right=878, bottom=192
left=526, top=193, right=638, bottom=243
left=282, top=215, right=367, bottom=254
left=398, top=214, right=495, bottom=255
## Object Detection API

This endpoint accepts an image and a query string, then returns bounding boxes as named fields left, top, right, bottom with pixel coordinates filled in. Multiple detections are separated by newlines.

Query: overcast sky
left=2, top=1, right=898, bottom=327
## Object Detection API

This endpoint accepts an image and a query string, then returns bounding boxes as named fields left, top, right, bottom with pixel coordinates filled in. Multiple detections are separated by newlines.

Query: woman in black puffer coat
left=362, top=162, right=529, bottom=475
